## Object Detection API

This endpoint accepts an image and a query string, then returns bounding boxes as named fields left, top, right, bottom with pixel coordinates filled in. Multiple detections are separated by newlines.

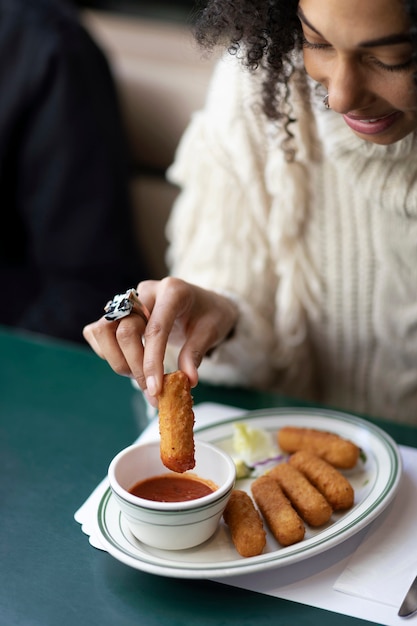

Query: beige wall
left=83, top=10, right=216, bottom=278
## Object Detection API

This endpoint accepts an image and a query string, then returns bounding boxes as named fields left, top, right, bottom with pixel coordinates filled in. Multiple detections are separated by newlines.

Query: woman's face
left=298, top=0, right=417, bottom=144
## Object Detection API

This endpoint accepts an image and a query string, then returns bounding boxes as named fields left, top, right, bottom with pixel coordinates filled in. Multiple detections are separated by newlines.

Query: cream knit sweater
left=166, top=55, right=417, bottom=425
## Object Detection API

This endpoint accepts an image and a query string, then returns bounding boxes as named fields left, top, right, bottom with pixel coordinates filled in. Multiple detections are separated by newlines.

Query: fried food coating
left=158, top=370, right=195, bottom=473
left=289, top=450, right=354, bottom=511
left=223, top=490, right=266, bottom=557
left=268, top=462, right=333, bottom=527
left=251, top=475, right=305, bottom=547
left=277, top=426, right=360, bottom=469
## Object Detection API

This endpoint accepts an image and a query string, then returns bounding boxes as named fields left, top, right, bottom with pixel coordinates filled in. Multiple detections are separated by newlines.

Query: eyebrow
left=297, top=7, right=411, bottom=48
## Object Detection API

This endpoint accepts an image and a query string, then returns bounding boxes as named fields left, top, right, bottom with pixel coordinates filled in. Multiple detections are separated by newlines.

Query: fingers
left=83, top=277, right=239, bottom=405
left=175, top=290, right=238, bottom=385
left=140, top=277, right=205, bottom=398
left=82, top=313, right=147, bottom=383
left=82, top=279, right=184, bottom=399
left=136, top=278, right=183, bottom=398
left=140, top=279, right=238, bottom=398
left=83, top=320, right=108, bottom=359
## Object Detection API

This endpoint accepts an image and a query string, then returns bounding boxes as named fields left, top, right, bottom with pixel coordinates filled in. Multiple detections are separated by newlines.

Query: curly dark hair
left=193, top=0, right=417, bottom=124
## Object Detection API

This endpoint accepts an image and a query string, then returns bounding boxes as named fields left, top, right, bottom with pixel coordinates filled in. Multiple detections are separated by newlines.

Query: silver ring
left=323, top=94, right=330, bottom=109
left=104, top=288, right=150, bottom=323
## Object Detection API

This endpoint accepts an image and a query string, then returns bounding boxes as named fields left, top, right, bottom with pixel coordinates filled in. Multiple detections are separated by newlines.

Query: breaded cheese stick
left=158, top=370, right=195, bottom=473
left=277, top=426, right=360, bottom=469
left=289, top=450, right=354, bottom=510
left=251, top=475, right=305, bottom=546
left=268, top=462, right=333, bottom=526
left=223, top=490, right=266, bottom=557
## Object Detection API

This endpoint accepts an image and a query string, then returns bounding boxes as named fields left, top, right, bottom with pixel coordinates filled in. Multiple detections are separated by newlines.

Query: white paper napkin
left=334, top=445, right=417, bottom=608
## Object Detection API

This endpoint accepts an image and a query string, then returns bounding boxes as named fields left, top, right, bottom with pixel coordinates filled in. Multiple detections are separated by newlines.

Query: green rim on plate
left=96, top=407, right=402, bottom=579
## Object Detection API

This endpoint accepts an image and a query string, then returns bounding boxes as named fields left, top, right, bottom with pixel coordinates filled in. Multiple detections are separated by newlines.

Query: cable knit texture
left=166, top=55, right=417, bottom=425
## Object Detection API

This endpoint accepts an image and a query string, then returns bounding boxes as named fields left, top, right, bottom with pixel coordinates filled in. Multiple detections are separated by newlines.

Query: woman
left=84, top=0, right=417, bottom=424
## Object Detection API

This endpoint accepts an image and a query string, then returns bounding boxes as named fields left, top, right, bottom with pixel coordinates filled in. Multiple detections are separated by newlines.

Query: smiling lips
left=342, top=110, right=401, bottom=135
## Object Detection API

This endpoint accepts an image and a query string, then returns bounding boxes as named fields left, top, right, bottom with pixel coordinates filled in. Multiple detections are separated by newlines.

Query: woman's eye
left=370, top=57, right=414, bottom=72
left=301, top=36, right=330, bottom=51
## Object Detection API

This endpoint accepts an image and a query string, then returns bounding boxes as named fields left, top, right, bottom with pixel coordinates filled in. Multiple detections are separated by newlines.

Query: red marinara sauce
left=129, top=473, right=217, bottom=502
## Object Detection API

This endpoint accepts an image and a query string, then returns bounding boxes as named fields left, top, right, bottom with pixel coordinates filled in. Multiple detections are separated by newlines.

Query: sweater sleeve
left=165, top=57, right=279, bottom=389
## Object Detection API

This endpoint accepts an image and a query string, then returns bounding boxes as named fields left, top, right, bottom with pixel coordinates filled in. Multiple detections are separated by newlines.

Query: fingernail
left=146, top=376, right=157, bottom=397
left=143, top=389, right=158, bottom=408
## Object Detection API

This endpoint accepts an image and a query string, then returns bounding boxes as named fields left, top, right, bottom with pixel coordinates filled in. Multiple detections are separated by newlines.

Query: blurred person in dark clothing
left=0, top=0, right=148, bottom=344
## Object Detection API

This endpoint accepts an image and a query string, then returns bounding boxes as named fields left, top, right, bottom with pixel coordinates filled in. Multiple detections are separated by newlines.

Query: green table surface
left=1, top=327, right=416, bottom=626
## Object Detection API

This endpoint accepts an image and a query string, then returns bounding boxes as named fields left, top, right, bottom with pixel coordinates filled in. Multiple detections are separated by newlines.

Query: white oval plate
left=96, top=408, right=402, bottom=579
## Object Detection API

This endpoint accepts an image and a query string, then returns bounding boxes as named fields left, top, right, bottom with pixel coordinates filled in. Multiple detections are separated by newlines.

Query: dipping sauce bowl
left=108, top=439, right=236, bottom=550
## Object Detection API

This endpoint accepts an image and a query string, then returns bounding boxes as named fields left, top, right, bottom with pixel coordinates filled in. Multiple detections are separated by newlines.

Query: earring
left=323, top=94, right=330, bottom=109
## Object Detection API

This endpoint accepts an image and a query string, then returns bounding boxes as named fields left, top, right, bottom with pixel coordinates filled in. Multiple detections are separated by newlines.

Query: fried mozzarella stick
left=223, top=490, right=266, bottom=557
left=158, top=370, right=195, bottom=473
left=289, top=450, right=354, bottom=510
left=268, top=463, right=333, bottom=527
left=277, top=426, right=360, bottom=469
left=251, top=475, right=305, bottom=546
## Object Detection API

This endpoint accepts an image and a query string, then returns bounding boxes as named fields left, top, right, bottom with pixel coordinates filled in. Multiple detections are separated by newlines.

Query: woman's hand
left=83, top=277, right=238, bottom=407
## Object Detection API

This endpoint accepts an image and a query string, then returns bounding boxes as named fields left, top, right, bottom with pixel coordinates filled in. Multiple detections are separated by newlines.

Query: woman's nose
left=327, top=56, right=368, bottom=113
